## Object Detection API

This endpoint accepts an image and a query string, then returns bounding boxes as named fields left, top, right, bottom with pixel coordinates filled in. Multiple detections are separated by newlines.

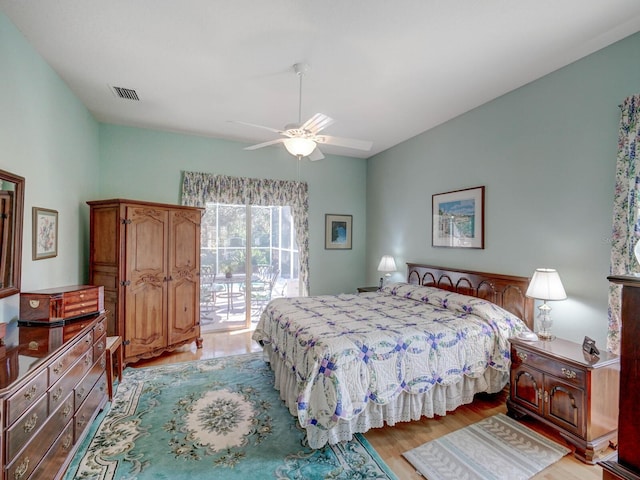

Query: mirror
left=0, top=169, right=24, bottom=299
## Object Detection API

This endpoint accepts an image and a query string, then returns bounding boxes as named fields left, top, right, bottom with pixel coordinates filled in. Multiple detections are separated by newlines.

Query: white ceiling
left=2, top=0, right=640, bottom=158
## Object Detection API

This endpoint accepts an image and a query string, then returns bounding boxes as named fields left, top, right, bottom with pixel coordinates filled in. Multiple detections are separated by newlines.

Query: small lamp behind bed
left=525, top=268, right=567, bottom=341
left=377, top=255, right=397, bottom=288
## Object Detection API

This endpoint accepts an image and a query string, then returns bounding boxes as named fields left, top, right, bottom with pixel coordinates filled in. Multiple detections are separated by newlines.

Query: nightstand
left=357, top=286, right=379, bottom=293
left=506, top=337, right=619, bottom=464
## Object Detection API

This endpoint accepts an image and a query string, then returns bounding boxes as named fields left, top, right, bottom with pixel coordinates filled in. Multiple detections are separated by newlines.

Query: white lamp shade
left=377, top=255, right=397, bottom=273
left=283, top=137, right=316, bottom=157
left=526, top=268, right=567, bottom=301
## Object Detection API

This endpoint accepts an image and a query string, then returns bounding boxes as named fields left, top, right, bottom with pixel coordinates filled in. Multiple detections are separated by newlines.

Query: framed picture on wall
left=432, top=186, right=485, bottom=249
left=325, top=214, right=352, bottom=250
left=32, top=207, right=58, bottom=260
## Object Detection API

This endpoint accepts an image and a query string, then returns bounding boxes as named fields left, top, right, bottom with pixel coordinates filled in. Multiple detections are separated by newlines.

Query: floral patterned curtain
left=181, top=171, right=310, bottom=296
left=608, top=94, right=640, bottom=354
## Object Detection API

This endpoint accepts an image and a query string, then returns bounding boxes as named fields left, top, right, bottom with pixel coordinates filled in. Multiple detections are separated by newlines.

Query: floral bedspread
left=252, top=282, right=528, bottom=434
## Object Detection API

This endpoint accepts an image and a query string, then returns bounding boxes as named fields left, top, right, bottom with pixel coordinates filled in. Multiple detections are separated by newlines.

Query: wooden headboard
left=406, top=263, right=534, bottom=330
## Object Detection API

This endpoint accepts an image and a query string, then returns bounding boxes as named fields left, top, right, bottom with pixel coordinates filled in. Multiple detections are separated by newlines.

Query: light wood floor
left=129, top=330, right=611, bottom=479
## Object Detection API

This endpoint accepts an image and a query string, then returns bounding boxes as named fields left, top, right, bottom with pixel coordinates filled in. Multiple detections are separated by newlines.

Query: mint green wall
left=3, top=6, right=640, bottom=347
left=367, top=32, right=640, bottom=348
left=0, top=12, right=100, bottom=322
left=98, top=124, right=367, bottom=295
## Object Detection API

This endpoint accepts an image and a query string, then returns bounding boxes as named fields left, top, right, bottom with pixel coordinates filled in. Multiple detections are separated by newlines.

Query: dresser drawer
left=75, top=373, right=107, bottom=438
left=50, top=348, right=93, bottom=415
left=94, top=316, right=107, bottom=339
left=6, top=394, right=48, bottom=462
left=94, top=332, right=106, bottom=363
left=75, top=359, right=104, bottom=406
left=512, top=345, right=585, bottom=387
left=6, top=370, right=48, bottom=426
left=6, top=396, right=75, bottom=480
left=28, top=420, right=74, bottom=480
left=48, top=331, right=93, bottom=384
left=44, top=392, right=75, bottom=445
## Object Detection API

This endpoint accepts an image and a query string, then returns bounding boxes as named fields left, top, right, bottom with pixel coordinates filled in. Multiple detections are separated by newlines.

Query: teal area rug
left=402, top=413, right=570, bottom=480
left=65, top=353, right=397, bottom=479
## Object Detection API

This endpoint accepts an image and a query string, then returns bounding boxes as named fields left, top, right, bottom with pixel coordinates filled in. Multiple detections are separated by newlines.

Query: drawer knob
left=23, top=413, right=38, bottom=433
left=62, top=403, right=72, bottom=419
left=561, top=368, right=577, bottom=379
left=15, top=457, right=29, bottom=479
left=23, top=385, right=37, bottom=401
left=76, top=387, right=86, bottom=399
left=517, top=351, right=527, bottom=361
left=62, top=434, right=73, bottom=450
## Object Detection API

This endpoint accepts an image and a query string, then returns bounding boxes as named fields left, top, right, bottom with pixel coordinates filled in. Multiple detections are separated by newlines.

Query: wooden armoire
left=88, top=199, right=203, bottom=364
left=601, top=275, right=640, bottom=480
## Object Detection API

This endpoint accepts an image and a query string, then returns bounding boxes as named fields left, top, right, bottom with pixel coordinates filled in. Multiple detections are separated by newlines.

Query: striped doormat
left=402, top=413, right=570, bottom=480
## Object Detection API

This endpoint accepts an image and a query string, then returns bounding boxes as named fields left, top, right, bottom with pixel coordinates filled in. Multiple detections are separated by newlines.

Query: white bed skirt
left=261, top=344, right=508, bottom=449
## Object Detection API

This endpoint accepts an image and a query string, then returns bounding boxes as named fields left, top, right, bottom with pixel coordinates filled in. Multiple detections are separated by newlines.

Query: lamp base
left=537, top=331, right=555, bottom=341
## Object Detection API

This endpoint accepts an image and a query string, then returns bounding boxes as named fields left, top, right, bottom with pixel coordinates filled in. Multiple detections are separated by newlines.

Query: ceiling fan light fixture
left=284, top=137, right=316, bottom=157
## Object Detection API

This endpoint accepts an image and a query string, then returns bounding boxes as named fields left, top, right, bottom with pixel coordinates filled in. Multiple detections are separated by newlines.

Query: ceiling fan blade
left=308, top=147, right=325, bottom=161
left=232, top=120, right=285, bottom=135
left=244, top=138, right=285, bottom=150
left=301, top=113, right=335, bottom=134
left=316, top=135, right=373, bottom=151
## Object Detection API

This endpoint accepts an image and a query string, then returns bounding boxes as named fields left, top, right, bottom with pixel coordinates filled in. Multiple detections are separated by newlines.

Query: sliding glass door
left=200, top=203, right=299, bottom=332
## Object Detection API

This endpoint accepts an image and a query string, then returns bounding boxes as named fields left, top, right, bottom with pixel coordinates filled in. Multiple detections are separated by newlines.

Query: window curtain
left=181, top=171, right=310, bottom=296
left=608, top=94, right=640, bottom=355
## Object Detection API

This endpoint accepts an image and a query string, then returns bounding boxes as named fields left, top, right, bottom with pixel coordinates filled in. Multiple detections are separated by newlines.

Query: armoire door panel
left=127, top=208, right=167, bottom=273
left=91, top=208, right=118, bottom=265
left=125, top=283, right=166, bottom=356
left=168, top=210, right=200, bottom=345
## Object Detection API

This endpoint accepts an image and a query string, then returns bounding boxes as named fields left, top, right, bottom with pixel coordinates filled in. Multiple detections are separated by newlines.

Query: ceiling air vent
left=110, top=85, right=140, bottom=101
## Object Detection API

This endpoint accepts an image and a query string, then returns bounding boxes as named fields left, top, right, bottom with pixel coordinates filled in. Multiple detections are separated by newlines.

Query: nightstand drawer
left=512, top=345, right=585, bottom=387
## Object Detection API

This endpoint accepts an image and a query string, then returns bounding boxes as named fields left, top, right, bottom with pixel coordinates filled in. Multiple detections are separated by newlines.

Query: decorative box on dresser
left=507, top=337, right=619, bottom=464
left=0, top=313, right=107, bottom=480
left=601, top=275, right=640, bottom=480
left=87, top=199, right=203, bottom=365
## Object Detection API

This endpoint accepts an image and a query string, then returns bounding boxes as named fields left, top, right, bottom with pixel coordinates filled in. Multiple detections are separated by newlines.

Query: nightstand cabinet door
left=511, top=365, right=543, bottom=414
left=545, top=379, right=584, bottom=437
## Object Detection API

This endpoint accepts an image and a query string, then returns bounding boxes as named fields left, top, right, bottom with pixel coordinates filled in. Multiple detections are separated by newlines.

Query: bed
left=252, top=263, right=534, bottom=448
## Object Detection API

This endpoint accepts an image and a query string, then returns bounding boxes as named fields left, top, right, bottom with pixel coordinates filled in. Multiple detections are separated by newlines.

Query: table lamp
left=377, top=255, right=397, bottom=287
left=525, top=268, right=567, bottom=341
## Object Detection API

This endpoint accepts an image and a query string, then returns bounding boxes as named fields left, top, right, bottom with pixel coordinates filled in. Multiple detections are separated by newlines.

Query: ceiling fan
left=235, top=63, right=373, bottom=160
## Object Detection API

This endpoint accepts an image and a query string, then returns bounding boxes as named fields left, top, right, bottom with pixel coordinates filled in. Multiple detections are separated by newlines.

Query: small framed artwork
left=325, top=214, right=352, bottom=250
left=432, top=186, right=485, bottom=249
left=32, top=207, right=58, bottom=260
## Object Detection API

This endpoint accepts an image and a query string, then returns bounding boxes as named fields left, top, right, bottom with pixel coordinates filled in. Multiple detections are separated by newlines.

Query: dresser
left=87, top=199, right=203, bottom=364
left=507, top=337, right=619, bottom=464
left=0, top=313, right=107, bottom=480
